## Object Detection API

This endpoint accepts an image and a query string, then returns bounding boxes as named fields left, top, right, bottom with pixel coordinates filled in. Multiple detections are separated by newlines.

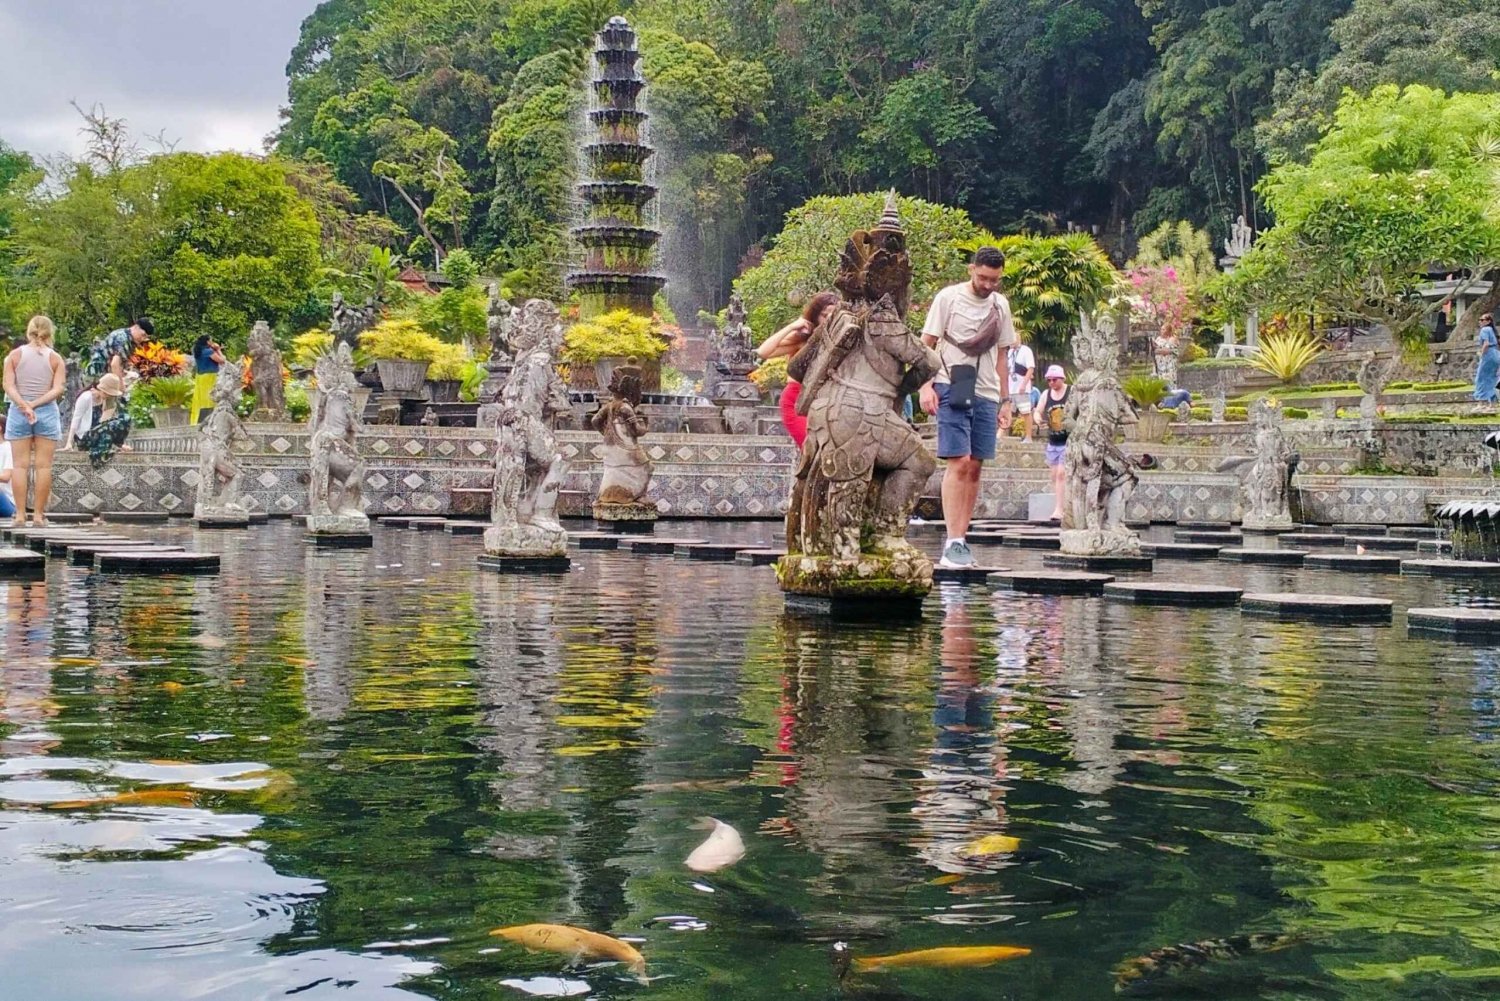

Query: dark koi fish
left=1114, top=933, right=1301, bottom=993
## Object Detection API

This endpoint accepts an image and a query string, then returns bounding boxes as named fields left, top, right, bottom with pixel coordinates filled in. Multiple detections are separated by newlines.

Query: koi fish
left=47, top=788, right=198, bottom=810
left=489, top=923, right=646, bottom=977
left=962, top=834, right=1021, bottom=856
left=159, top=681, right=186, bottom=694
left=1114, top=933, right=1301, bottom=993
left=684, top=817, right=745, bottom=873
left=850, top=945, right=1031, bottom=974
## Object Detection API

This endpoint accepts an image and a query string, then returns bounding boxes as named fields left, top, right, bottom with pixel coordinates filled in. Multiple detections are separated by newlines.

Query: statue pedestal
left=1060, top=527, right=1142, bottom=558
left=195, top=512, right=250, bottom=529
left=711, top=375, right=761, bottom=434
left=481, top=524, right=570, bottom=573
left=593, top=501, right=658, bottom=534
left=305, top=513, right=373, bottom=547
left=776, top=552, right=932, bottom=619
left=1242, top=514, right=1295, bottom=532
left=477, top=553, right=571, bottom=574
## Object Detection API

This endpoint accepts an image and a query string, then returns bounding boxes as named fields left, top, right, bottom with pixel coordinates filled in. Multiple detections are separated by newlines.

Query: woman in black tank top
left=1035, top=366, right=1070, bottom=520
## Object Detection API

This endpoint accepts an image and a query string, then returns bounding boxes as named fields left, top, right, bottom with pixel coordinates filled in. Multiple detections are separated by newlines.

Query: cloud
left=0, top=0, right=319, bottom=159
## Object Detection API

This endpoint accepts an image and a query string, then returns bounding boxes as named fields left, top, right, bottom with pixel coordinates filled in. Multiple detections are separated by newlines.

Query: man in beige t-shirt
left=919, top=246, right=1018, bottom=568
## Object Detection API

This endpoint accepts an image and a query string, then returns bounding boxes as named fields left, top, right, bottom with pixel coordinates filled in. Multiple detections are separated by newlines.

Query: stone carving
left=1358, top=352, right=1397, bottom=418
left=486, top=283, right=514, bottom=366
left=778, top=195, right=941, bottom=606
left=589, top=358, right=659, bottom=525
left=247, top=321, right=287, bottom=421
left=484, top=299, right=571, bottom=559
left=330, top=292, right=378, bottom=350
left=419, top=406, right=439, bottom=427
left=1210, top=379, right=1227, bottom=423
left=1151, top=329, right=1180, bottom=389
left=1321, top=396, right=1338, bottom=421
left=1223, top=214, right=1254, bottom=261
left=194, top=362, right=253, bottom=524
left=1219, top=398, right=1299, bottom=529
left=709, top=293, right=761, bottom=431
left=307, top=343, right=370, bottom=535
left=1061, top=312, right=1143, bottom=555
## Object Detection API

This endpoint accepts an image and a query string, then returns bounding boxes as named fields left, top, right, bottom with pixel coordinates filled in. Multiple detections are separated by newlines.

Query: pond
left=3, top=520, right=1500, bottom=1000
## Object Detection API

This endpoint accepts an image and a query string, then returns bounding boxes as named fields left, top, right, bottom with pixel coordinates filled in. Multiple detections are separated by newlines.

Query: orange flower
left=131, top=341, right=188, bottom=379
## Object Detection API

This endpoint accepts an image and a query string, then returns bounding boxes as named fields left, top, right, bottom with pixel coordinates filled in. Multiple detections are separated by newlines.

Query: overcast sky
left=0, top=0, right=320, bottom=160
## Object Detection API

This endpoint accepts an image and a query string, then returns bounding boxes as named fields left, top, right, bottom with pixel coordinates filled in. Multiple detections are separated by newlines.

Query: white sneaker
left=939, top=540, right=975, bottom=568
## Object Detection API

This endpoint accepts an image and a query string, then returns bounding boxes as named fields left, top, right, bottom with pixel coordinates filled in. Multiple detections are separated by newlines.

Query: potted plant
left=561, top=310, right=671, bottom=391
left=359, top=320, right=447, bottom=395
left=425, top=344, right=469, bottom=403
left=1121, top=372, right=1172, bottom=442
left=142, top=375, right=195, bottom=428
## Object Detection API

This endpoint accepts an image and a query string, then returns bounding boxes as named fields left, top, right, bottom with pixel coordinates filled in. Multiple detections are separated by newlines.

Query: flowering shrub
left=750, top=355, right=789, bottom=392
left=131, top=341, right=188, bottom=379
left=1128, top=266, right=1193, bottom=344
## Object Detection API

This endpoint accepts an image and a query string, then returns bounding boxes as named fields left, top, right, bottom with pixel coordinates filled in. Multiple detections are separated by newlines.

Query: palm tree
left=997, top=232, right=1120, bottom=362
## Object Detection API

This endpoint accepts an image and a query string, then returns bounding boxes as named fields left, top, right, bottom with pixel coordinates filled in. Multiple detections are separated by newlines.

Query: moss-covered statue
left=194, top=361, right=253, bottom=525
left=777, top=194, right=941, bottom=611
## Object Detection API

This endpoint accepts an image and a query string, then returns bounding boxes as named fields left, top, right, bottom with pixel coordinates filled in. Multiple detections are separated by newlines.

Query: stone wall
left=1178, top=341, right=1482, bottom=396
left=42, top=422, right=1500, bottom=526
left=1171, top=419, right=1499, bottom=476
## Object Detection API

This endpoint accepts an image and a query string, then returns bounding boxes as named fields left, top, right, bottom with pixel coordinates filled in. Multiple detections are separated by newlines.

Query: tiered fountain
left=568, top=16, right=666, bottom=319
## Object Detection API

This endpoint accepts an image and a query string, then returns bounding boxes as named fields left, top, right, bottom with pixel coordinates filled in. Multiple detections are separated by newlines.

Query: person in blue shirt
left=191, top=335, right=225, bottom=424
left=1474, top=312, right=1498, bottom=403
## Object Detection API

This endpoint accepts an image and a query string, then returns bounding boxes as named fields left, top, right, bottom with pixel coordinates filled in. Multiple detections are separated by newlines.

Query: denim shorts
left=935, top=384, right=998, bottom=460
left=1045, top=443, right=1067, bottom=467
left=5, top=402, right=62, bottom=441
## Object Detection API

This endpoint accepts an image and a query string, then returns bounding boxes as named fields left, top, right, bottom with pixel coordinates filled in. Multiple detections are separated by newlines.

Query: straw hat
left=96, top=373, right=124, bottom=398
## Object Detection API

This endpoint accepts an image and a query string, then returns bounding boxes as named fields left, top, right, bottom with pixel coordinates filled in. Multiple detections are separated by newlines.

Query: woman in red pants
left=755, top=291, right=838, bottom=448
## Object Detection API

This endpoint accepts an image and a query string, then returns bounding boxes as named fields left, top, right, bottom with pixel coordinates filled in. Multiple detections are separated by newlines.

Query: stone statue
left=307, top=342, right=369, bottom=534
left=589, top=358, right=658, bottom=525
left=331, top=291, right=379, bottom=350
left=486, top=283, right=514, bottom=366
left=484, top=299, right=571, bottom=560
left=1219, top=398, right=1299, bottom=529
left=1061, top=312, right=1143, bottom=555
left=709, top=292, right=761, bottom=431
left=419, top=406, right=439, bottom=427
left=247, top=321, right=287, bottom=421
left=778, top=194, right=941, bottom=607
left=1151, top=329, right=1180, bottom=389
left=194, top=361, right=253, bottom=524
left=1224, top=214, right=1254, bottom=260
left=1357, top=352, right=1397, bottom=418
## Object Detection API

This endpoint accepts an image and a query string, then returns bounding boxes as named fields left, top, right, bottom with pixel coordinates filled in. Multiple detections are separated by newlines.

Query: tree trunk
left=378, top=174, right=446, bottom=261
left=1452, top=268, right=1500, bottom=342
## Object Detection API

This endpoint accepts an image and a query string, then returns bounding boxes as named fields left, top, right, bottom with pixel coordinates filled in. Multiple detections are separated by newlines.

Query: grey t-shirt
left=921, top=283, right=1018, bottom=403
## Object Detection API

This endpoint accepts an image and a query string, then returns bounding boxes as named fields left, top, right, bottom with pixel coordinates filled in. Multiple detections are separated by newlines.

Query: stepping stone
left=305, top=532, right=374, bottom=548
left=100, top=512, right=170, bottom=525
left=196, top=516, right=250, bottom=529
left=631, top=537, right=707, bottom=555
left=444, top=522, right=487, bottom=536
left=94, top=550, right=220, bottom=574
left=572, top=534, right=621, bottom=550
left=1241, top=592, right=1393, bottom=623
left=1279, top=533, right=1345, bottom=547
left=1177, top=520, right=1231, bottom=530
left=68, top=542, right=185, bottom=565
left=1401, top=559, right=1500, bottom=578
left=966, top=531, right=1010, bottom=543
left=1390, top=526, right=1440, bottom=539
left=45, top=513, right=96, bottom=525
left=601, top=519, right=657, bottom=535
left=1304, top=553, right=1403, bottom=573
left=1416, top=540, right=1453, bottom=555
left=408, top=519, right=450, bottom=531
left=1175, top=531, right=1244, bottom=544
left=1142, top=543, right=1222, bottom=560
left=0, top=547, right=45, bottom=578
left=1345, top=535, right=1419, bottom=552
left=25, top=533, right=119, bottom=553
left=1002, top=534, right=1061, bottom=550
left=783, top=592, right=923, bottom=621
left=1408, top=607, right=1500, bottom=639
left=933, top=564, right=1010, bottom=584
left=1104, top=582, right=1242, bottom=607
left=735, top=548, right=786, bottom=566
left=247, top=511, right=270, bottom=524
left=476, top=554, right=571, bottom=574
left=682, top=543, right=754, bottom=561
left=43, top=536, right=136, bottom=556
left=378, top=517, right=416, bottom=527
left=1241, top=524, right=1294, bottom=535
left=1219, top=548, right=1307, bottom=566
left=1044, top=553, right=1154, bottom=572
left=990, top=570, right=1113, bottom=595
left=1333, top=523, right=1385, bottom=535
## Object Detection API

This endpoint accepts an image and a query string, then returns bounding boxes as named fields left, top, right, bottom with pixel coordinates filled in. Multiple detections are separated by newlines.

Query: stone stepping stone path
left=1044, top=553, right=1153, bottom=572
left=966, top=531, right=1010, bottom=543
left=45, top=513, right=96, bottom=525
left=444, top=522, right=487, bottom=536
left=1142, top=543, right=1222, bottom=560
left=933, top=564, right=1010, bottom=584
left=0, top=547, right=45, bottom=577
left=570, top=533, right=623, bottom=550
left=682, top=543, right=766, bottom=561
left=1002, top=533, right=1062, bottom=550
left=306, top=532, right=374, bottom=548
left=1177, top=520, right=1232, bottom=530
left=100, top=512, right=170, bottom=525
left=631, top=537, right=707, bottom=555
left=990, top=570, right=1113, bottom=595
left=1416, top=540, right=1453, bottom=555
left=1241, top=592, right=1393, bottom=623
left=1304, top=553, right=1403, bottom=573
left=477, top=554, right=571, bottom=574
left=68, top=542, right=185, bottom=566
left=42, top=536, right=137, bottom=556
left=1345, top=535, right=1419, bottom=552
left=1219, top=548, right=1307, bottom=566
left=1401, top=559, right=1500, bottom=579
left=1390, top=526, right=1440, bottom=539
left=94, top=550, right=220, bottom=574
left=1408, top=607, right=1500, bottom=639
left=1104, top=582, right=1242, bottom=607
left=1333, top=523, right=1385, bottom=535
left=247, top=511, right=270, bottom=524
left=407, top=518, right=450, bottom=531
left=1175, top=530, right=1244, bottom=545
left=1279, top=533, right=1345, bottom=548
left=735, top=549, right=786, bottom=566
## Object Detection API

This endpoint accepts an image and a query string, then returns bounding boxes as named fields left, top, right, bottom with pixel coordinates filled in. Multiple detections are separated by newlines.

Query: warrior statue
left=194, top=361, right=253, bottom=523
left=247, top=320, right=287, bottom=421
left=1219, top=398, right=1299, bottom=529
left=779, top=193, right=941, bottom=605
left=330, top=291, right=379, bottom=350
left=307, top=342, right=369, bottom=532
left=484, top=299, right=571, bottom=558
left=487, top=283, right=514, bottom=366
left=1062, top=312, right=1143, bottom=555
left=589, top=358, right=658, bottom=524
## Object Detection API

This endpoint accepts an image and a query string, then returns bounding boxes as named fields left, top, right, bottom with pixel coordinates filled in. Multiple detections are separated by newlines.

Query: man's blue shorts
left=935, top=384, right=998, bottom=460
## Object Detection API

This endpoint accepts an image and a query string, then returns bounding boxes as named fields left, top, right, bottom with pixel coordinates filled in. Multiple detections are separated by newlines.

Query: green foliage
left=562, top=310, right=670, bottom=365
left=359, top=318, right=449, bottom=361
left=1121, top=372, right=1169, bottom=409
left=1249, top=329, right=1326, bottom=383
left=426, top=343, right=471, bottom=380
left=439, top=248, right=478, bottom=289
left=289, top=329, right=334, bottom=368
left=138, top=375, right=195, bottom=409
left=397, top=285, right=487, bottom=344
left=997, top=232, right=1120, bottom=362
left=285, top=380, right=312, bottom=422
left=735, top=193, right=993, bottom=339
left=458, top=359, right=487, bottom=401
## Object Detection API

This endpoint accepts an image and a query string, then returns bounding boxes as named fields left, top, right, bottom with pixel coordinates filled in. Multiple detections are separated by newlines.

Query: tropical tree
left=996, top=232, right=1120, bottom=362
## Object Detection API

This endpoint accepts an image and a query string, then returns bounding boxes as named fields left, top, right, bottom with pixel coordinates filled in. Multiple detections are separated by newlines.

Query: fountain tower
left=568, top=16, right=666, bottom=318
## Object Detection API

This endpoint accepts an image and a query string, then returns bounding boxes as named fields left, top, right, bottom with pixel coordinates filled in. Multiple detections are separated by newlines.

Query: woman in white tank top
left=3, top=315, right=67, bottom=524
